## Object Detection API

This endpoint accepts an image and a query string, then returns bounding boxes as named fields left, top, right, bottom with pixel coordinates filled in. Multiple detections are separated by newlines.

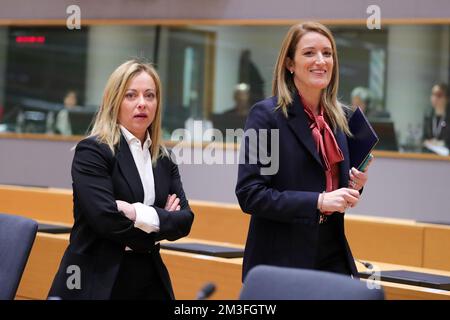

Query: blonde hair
left=88, top=60, right=165, bottom=163
left=272, top=21, right=351, bottom=135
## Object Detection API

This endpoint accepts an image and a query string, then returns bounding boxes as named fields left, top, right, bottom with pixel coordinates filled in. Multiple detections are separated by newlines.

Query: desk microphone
left=355, top=259, right=374, bottom=269
left=196, top=282, right=216, bottom=300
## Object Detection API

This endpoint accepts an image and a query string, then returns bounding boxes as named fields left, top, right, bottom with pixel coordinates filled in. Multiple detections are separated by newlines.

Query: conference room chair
left=0, top=212, right=38, bottom=300
left=239, top=265, right=385, bottom=300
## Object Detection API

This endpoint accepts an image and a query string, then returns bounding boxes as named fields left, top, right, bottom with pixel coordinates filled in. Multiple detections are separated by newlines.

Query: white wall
left=85, top=26, right=156, bottom=107
left=3, top=0, right=450, bottom=20
left=439, top=25, right=449, bottom=84
left=385, top=25, right=443, bottom=145
left=194, top=25, right=288, bottom=114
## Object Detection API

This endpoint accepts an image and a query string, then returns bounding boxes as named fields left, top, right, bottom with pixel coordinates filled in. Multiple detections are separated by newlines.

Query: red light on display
left=15, top=36, right=46, bottom=44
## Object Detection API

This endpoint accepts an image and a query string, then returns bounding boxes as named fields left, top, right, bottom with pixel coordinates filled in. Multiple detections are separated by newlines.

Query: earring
left=290, top=70, right=294, bottom=74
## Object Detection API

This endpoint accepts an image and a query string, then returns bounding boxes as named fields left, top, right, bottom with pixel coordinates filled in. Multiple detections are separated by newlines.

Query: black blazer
left=48, top=135, right=194, bottom=300
left=423, top=108, right=450, bottom=148
left=236, top=95, right=358, bottom=281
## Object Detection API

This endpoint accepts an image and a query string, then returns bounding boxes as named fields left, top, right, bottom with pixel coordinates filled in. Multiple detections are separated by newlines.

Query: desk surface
left=2, top=185, right=450, bottom=271
left=357, top=260, right=450, bottom=299
left=15, top=231, right=450, bottom=300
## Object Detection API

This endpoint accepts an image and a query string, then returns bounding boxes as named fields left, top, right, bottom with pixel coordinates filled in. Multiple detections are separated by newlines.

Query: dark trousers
left=110, top=251, right=171, bottom=300
left=315, top=220, right=352, bottom=276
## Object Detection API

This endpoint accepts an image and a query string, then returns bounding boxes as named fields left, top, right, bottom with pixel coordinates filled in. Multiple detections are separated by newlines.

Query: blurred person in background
left=423, top=83, right=450, bottom=149
left=55, top=90, right=78, bottom=135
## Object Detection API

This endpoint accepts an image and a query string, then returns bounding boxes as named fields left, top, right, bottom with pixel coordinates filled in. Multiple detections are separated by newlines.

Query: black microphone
left=196, top=282, right=216, bottom=300
left=355, top=259, right=374, bottom=269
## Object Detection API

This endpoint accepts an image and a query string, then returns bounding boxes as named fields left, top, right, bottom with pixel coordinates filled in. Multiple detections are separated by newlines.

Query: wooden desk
left=422, top=223, right=450, bottom=271
left=159, top=238, right=243, bottom=300
left=2, top=184, right=450, bottom=271
left=188, top=200, right=249, bottom=245
left=345, top=214, right=424, bottom=267
left=0, top=184, right=73, bottom=224
left=356, top=261, right=450, bottom=300
left=16, top=230, right=450, bottom=300
left=16, top=232, right=68, bottom=300
left=16, top=232, right=244, bottom=300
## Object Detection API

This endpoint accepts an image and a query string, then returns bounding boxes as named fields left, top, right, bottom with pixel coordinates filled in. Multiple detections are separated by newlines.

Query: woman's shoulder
left=151, top=148, right=183, bottom=177
left=248, top=96, right=280, bottom=118
left=157, top=147, right=177, bottom=166
left=74, top=135, right=115, bottom=159
left=250, top=96, right=278, bottom=112
left=246, top=96, right=290, bottom=128
left=76, top=135, right=102, bottom=148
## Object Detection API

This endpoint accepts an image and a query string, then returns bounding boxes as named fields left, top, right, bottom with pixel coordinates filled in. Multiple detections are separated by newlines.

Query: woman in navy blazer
left=236, top=22, right=372, bottom=280
left=48, top=60, right=194, bottom=299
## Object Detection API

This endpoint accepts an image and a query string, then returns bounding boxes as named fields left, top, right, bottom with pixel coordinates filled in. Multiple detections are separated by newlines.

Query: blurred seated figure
left=211, top=83, right=251, bottom=141
left=351, top=86, right=390, bottom=120
left=423, top=83, right=450, bottom=155
left=224, top=83, right=251, bottom=118
left=239, top=50, right=265, bottom=106
left=351, top=86, right=371, bottom=114
left=55, top=90, right=78, bottom=135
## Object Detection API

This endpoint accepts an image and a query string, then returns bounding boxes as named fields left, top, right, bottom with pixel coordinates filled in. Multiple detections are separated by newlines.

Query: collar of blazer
left=116, top=133, right=145, bottom=203
left=286, top=93, right=348, bottom=174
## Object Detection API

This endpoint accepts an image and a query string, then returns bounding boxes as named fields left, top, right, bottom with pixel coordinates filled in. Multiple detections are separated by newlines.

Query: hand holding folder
left=347, top=107, right=379, bottom=171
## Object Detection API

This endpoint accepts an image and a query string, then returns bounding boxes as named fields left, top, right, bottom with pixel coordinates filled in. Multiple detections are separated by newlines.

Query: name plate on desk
left=160, top=242, right=244, bottom=258
left=359, top=270, right=450, bottom=290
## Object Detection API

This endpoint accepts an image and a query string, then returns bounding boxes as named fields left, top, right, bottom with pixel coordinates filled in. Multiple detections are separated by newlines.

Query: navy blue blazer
left=48, top=135, right=194, bottom=299
left=235, top=94, right=358, bottom=280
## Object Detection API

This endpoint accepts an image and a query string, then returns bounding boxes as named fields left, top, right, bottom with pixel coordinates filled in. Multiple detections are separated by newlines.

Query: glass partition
left=0, top=23, right=449, bottom=156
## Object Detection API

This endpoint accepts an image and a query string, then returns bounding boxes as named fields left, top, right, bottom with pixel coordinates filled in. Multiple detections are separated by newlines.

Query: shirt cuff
left=132, top=202, right=160, bottom=234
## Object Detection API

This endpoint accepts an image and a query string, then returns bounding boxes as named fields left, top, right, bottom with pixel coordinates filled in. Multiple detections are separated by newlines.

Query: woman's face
left=287, top=31, right=334, bottom=92
left=64, top=92, right=77, bottom=109
left=430, top=85, right=446, bottom=109
left=118, top=71, right=157, bottom=141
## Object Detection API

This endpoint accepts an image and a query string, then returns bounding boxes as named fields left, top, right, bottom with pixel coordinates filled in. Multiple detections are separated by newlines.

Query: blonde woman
left=49, top=60, right=194, bottom=300
left=236, top=22, right=372, bottom=280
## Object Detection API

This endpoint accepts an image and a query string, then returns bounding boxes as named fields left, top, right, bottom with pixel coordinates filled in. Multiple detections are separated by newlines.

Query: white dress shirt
left=119, top=125, right=160, bottom=236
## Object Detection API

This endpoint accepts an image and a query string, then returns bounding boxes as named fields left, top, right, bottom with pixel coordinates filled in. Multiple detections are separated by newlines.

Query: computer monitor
left=210, top=113, right=247, bottom=142
left=370, top=120, right=398, bottom=151
left=19, top=100, right=61, bottom=134
left=68, top=107, right=96, bottom=136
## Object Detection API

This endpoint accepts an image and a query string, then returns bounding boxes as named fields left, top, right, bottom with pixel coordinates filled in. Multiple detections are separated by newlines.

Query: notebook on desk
left=38, top=223, right=72, bottom=234
left=358, top=270, right=450, bottom=290
left=159, top=242, right=244, bottom=258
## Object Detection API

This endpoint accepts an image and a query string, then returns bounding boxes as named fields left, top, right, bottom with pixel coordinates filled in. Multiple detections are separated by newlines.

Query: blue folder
left=347, top=107, right=379, bottom=170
